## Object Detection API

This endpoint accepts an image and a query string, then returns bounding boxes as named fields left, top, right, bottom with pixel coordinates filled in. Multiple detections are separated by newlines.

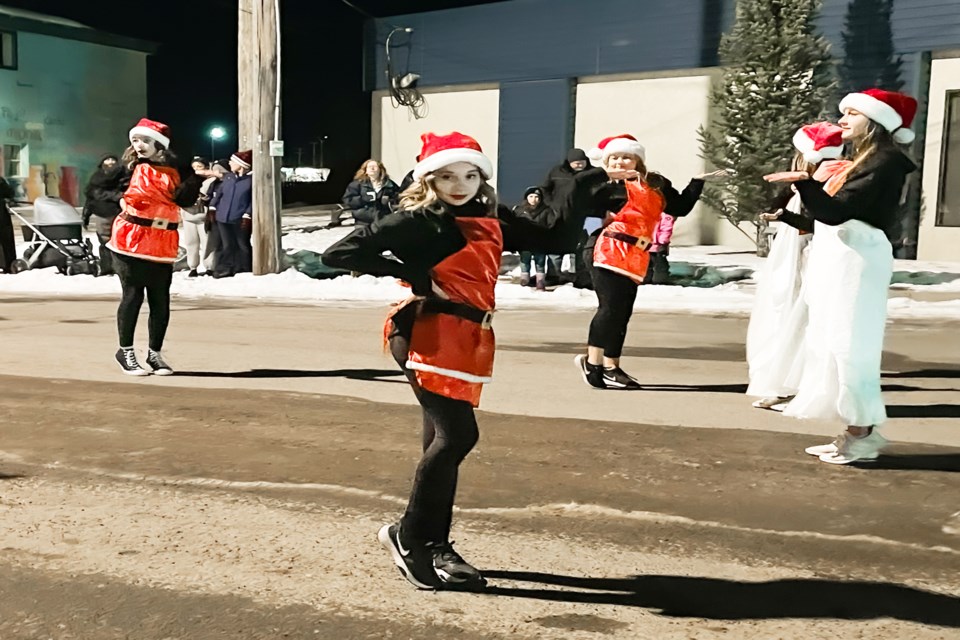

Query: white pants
left=180, top=221, right=210, bottom=271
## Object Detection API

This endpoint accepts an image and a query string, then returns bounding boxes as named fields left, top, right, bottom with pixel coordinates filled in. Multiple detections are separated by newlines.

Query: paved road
left=1, top=297, right=958, bottom=639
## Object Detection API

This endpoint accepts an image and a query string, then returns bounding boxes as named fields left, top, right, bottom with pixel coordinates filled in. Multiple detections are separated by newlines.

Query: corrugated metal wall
left=496, top=79, right=574, bottom=206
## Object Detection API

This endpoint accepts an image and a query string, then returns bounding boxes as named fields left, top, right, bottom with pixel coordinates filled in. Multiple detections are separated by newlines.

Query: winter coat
left=210, top=172, right=253, bottom=224
left=108, top=160, right=201, bottom=263
left=341, top=178, right=400, bottom=225
left=322, top=197, right=591, bottom=406
left=0, top=176, right=15, bottom=271
left=650, top=213, right=675, bottom=252
left=82, top=156, right=128, bottom=225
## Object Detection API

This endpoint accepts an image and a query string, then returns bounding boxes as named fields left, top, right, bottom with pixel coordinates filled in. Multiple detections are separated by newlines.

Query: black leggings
left=588, top=266, right=639, bottom=359
left=388, top=310, right=480, bottom=544
left=113, top=252, right=173, bottom=351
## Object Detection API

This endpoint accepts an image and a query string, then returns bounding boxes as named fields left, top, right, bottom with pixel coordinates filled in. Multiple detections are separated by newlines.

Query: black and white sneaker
left=377, top=524, right=439, bottom=590
left=574, top=355, right=606, bottom=389
left=145, top=349, right=174, bottom=376
left=116, top=348, right=149, bottom=376
left=429, top=541, right=486, bottom=590
left=602, top=366, right=642, bottom=390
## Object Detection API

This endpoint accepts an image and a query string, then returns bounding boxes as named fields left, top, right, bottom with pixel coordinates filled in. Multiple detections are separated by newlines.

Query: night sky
left=4, top=0, right=504, bottom=203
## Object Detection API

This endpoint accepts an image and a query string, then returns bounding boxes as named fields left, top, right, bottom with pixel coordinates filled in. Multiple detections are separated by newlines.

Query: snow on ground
left=3, top=220, right=959, bottom=320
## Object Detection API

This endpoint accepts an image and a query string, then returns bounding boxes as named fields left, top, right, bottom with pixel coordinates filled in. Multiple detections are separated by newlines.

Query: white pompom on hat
left=129, top=118, right=171, bottom=149
left=412, top=132, right=493, bottom=180
left=792, top=122, right=845, bottom=165
left=838, top=88, right=918, bottom=144
left=598, top=134, right=646, bottom=163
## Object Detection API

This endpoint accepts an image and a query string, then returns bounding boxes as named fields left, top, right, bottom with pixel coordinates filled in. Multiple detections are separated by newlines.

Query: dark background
left=3, top=0, right=504, bottom=204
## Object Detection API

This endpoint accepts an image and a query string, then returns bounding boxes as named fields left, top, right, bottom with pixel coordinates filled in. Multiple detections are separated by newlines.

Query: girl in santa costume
left=322, top=132, right=636, bottom=591
left=765, top=88, right=918, bottom=464
left=747, top=122, right=848, bottom=411
left=107, top=118, right=201, bottom=375
left=574, top=134, right=725, bottom=390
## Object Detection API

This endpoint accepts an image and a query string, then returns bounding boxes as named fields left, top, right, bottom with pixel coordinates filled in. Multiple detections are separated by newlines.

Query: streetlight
left=312, top=135, right=328, bottom=167
left=209, top=125, right=226, bottom=160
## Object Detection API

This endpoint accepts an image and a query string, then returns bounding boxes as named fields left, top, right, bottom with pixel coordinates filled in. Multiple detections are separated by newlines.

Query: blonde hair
left=398, top=171, right=497, bottom=213
left=353, top=159, right=388, bottom=182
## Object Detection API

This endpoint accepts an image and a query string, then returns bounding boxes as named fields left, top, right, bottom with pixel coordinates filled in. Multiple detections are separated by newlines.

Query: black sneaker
left=116, top=348, right=149, bottom=376
left=377, top=524, right=439, bottom=590
left=145, top=349, right=174, bottom=376
left=187, top=268, right=198, bottom=278
left=602, top=366, right=642, bottom=390
left=429, top=541, right=486, bottom=590
left=574, top=355, right=606, bottom=389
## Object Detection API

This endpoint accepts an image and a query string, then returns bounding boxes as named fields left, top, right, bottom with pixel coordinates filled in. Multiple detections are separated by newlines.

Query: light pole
left=209, top=125, right=226, bottom=160
left=317, top=135, right=328, bottom=167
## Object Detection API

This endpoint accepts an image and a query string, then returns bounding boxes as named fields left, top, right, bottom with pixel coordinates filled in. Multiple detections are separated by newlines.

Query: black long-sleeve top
left=323, top=198, right=587, bottom=296
left=765, top=188, right=814, bottom=234
left=323, top=173, right=705, bottom=296
left=793, top=147, right=916, bottom=235
left=589, top=173, right=704, bottom=219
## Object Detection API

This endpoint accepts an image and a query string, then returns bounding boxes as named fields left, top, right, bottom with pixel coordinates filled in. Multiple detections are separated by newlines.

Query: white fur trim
left=105, top=242, right=177, bottom=264
left=586, top=147, right=603, bottom=167
left=230, top=154, right=252, bottom=169
left=839, top=93, right=902, bottom=132
left=793, top=128, right=844, bottom=164
left=593, top=262, right=644, bottom=283
left=892, top=128, right=915, bottom=144
left=129, top=126, right=170, bottom=149
left=602, top=137, right=646, bottom=163
left=405, top=360, right=493, bottom=384
left=412, top=148, right=493, bottom=180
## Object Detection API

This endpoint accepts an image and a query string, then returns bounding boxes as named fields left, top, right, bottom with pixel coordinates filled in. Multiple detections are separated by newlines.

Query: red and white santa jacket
left=108, top=161, right=183, bottom=263
left=322, top=198, right=583, bottom=406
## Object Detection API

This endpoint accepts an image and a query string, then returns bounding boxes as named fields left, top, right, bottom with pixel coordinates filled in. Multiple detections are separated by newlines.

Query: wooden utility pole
left=238, top=0, right=282, bottom=275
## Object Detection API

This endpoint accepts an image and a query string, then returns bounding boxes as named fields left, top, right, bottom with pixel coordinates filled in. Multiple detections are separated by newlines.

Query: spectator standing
left=329, top=159, right=399, bottom=228
left=82, top=154, right=127, bottom=276
left=209, top=151, right=253, bottom=278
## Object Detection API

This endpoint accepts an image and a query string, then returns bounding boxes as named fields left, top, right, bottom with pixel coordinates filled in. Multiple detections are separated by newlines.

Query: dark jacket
left=794, top=146, right=916, bottom=237
left=341, top=177, right=400, bottom=224
left=513, top=187, right=559, bottom=228
left=0, top=176, right=15, bottom=270
left=82, top=155, right=128, bottom=225
left=767, top=188, right=814, bottom=234
left=210, top=172, right=253, bottom=224
left=399, top=170, right=416, bottom=193
left=589, top=174, right=705, bottom=219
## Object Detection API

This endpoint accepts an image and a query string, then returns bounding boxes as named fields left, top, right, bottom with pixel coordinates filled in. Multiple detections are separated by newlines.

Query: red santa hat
left=838, top=88, right=918, bottom=144
left=231, top=150, right=253, bottom=169
left=598, top=134, right=646, bottom=164
left=412, top=132, right=493, bottom=180
left=129, top=118, right=171, bottom=149
left=792, top=122, right=845, bottom=164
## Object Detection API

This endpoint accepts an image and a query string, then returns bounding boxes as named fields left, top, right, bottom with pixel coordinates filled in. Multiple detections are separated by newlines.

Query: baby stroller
left=9, top=196, right=100, bottom=275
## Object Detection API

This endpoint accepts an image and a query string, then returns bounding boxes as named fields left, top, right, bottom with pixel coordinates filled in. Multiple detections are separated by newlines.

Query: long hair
left=841, top=119, right=898, bottom=181
left=122, top=140, right=175, bottom=170
left=353, top=159, right=389, bottom=182
left=398, top=172, right=497, bottom=214
left=790, top=151, right=818, bottom=175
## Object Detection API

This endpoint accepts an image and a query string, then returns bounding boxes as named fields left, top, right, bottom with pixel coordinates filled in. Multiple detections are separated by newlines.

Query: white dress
left=783, top=218, right=892, bottom=426
left=746, top=194, right=812, bottom=399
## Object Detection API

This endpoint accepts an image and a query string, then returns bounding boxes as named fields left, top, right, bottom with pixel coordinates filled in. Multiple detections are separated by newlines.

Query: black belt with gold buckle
left=120, top=212, right=179, bottom=231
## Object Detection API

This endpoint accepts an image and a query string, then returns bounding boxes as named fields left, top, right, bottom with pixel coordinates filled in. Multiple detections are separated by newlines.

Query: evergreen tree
left=699, top=0, right=835, bottom=251
left=838, top=0, right=903, bottom=95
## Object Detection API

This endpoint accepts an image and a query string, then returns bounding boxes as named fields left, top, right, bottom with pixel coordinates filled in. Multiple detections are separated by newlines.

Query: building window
left=0, top=30, right=16, bottom=70
left=938, top=90, right=960, bottom=227
left=2, top=144, right=24, bottom=177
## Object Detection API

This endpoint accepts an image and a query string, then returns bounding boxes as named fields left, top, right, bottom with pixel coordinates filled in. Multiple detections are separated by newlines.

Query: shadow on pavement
left=0, top=472, right=26, bottom=480
left=887, top=404, right=960, bottom=419
left=885, top=368, right=960, bottom=379
left=175, top=368, right=404, bottom=382
left=480, top=571, right=960, bottom=627
left=869, top=453, right=960, bottom=472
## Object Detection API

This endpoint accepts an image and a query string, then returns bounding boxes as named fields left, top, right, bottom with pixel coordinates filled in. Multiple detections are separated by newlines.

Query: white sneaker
left=817, top=431, right=888, bottom=465
left=752, top=396, right=791, bottom=410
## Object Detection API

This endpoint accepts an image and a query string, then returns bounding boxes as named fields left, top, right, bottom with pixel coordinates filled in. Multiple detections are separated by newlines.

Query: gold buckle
left=151, top=218, right=168, bottom=230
